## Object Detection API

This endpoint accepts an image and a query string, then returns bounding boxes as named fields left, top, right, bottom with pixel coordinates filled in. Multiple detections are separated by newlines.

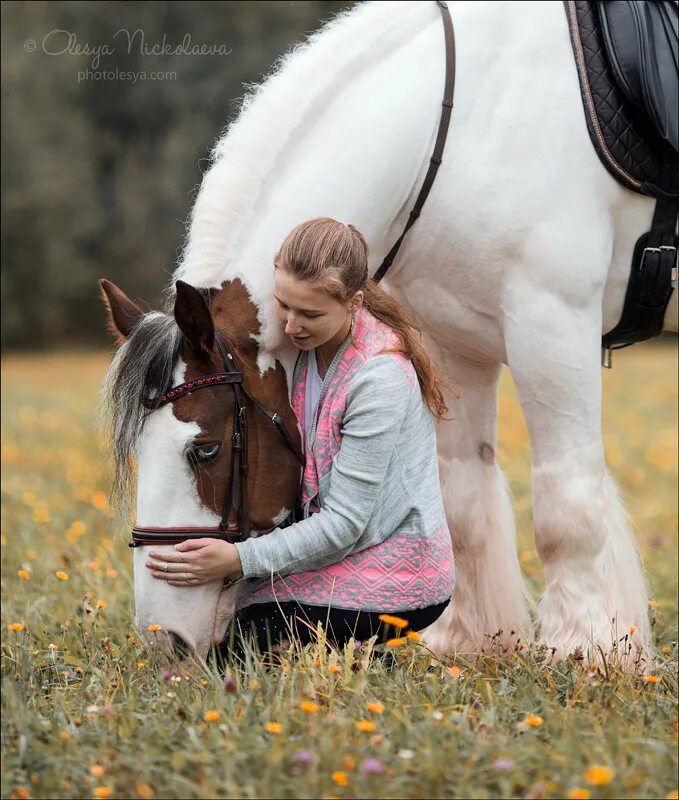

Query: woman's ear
left=351, top=290, right=364, bottom=312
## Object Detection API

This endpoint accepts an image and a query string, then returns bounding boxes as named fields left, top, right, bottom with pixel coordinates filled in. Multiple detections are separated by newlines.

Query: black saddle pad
left=565, top=0, right=679, bottom=199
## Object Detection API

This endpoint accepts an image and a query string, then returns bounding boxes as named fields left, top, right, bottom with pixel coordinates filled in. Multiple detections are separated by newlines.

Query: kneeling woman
left=153, top=218, right=455, bottom=658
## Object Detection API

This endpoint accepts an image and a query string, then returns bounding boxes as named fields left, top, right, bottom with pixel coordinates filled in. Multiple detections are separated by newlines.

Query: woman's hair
left=274, top=217, right=456, bottom=420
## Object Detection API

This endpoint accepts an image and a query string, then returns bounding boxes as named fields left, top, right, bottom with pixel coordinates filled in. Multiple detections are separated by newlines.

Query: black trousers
left=218, top=598, right=451, bottom=665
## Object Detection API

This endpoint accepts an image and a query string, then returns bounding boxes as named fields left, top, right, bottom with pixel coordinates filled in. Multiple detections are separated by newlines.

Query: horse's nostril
left=170, top=633, right=192, bottom=659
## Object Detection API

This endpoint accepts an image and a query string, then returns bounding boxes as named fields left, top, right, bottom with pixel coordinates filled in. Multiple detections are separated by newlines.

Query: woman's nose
left=284, top=314, right=302, bottom=335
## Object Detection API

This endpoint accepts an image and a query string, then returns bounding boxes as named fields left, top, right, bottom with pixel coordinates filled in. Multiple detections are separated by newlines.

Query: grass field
left=1, top=344, right=677, bottom=800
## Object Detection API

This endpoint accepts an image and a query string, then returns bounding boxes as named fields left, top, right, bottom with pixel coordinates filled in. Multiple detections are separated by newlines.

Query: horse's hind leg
left=420, top=343, right=535, bottom=655
left=506, top=304, right=652, bottom=665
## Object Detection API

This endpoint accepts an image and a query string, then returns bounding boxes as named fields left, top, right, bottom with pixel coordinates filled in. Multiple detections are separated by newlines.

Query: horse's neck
left=175, top=1, right=444, bottom=378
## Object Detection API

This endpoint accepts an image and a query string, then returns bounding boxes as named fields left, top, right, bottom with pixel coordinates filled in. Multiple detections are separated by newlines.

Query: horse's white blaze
left=134, top=360, right=232, bottom=658
left=131, top=0, right=670, bottom=659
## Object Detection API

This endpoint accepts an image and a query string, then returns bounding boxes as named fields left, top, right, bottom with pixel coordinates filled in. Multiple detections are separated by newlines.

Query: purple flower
left=100, top=705, right=114, bottom=715
left=293, top=750, right=314, bottom=770
left=162, top=670, right=172, bottom=681
left=361, top=758, right=384, bottom=775
left=493, top=758, right=514, bottom=772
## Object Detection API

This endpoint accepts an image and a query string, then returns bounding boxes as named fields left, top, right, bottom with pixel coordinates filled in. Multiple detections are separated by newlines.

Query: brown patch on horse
left=479, top=442, right=495, bottom=464
left=172, top=279, right=302, bottom=531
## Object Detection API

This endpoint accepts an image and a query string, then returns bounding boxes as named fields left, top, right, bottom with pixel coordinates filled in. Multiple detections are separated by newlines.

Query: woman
left=148, top=218, right=455, bottom=659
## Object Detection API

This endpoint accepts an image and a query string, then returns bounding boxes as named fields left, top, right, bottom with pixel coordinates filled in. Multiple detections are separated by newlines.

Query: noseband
left=129, top=333, right=304, bottom=550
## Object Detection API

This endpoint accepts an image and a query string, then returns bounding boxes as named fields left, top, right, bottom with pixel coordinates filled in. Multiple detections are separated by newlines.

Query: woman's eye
left=191, top=443, right=220, bottom=461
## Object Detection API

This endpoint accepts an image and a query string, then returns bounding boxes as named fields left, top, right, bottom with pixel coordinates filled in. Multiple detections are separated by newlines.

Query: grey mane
left=101, top=311, right=182, bottom=505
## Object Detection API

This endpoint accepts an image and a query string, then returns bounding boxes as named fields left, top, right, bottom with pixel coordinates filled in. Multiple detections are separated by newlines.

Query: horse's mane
left=173, top=1, right=428, bottom=289
left=101, top=311, right=182, bottom=505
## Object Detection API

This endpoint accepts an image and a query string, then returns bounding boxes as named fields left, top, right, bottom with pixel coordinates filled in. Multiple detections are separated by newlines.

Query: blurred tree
left=0, top=0, right=355, bottom=350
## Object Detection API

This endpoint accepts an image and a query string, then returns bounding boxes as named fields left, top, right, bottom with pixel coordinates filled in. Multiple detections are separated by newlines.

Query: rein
left=373, top=0, right=456, bottom=283
left=129, top=333, right=303, bottom=550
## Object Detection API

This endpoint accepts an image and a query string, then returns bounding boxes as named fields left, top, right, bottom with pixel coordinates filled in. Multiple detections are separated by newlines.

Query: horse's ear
left=99, top=279, right=145, bottom=344
left=173, top=280, right=215, bottom=363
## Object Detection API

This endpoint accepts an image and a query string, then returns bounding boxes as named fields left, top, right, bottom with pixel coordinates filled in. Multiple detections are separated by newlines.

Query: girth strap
left=602, top=196, right=678, bottom=365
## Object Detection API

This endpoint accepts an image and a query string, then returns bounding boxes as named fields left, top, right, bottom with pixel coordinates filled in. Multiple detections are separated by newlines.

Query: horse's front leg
left=507, top=299, right=653, bottom=666
left=420, top=342, right=535, bottom=656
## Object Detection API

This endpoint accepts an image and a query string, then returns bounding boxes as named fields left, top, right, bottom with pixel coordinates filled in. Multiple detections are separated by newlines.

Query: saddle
left=564, top=0, right=678, bottom=362
left=599, top=1, right=678, bottom=155
left=565, top=0, right=678, bottom=198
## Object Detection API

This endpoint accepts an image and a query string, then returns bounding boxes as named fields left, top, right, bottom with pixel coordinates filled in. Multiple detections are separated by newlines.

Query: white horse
left=103, top=0, right=677, bottom=664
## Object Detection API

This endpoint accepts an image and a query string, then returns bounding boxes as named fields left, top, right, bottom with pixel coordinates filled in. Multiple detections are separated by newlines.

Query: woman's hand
left=145, top=539, right=243, bottom=587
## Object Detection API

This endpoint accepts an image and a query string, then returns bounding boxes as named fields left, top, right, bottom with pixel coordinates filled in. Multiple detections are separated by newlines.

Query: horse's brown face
left=100, top=277, right=302, bottom=658
left=171, top=278, right=302, bottom=531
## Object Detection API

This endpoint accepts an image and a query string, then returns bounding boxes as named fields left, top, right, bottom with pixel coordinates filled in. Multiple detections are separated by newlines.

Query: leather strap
left=373, top=0, right=456, bottom=283
left=602, top=196, right=678, bottom=358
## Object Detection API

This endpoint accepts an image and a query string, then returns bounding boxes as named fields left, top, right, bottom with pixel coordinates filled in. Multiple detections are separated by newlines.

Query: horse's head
left=99, top=277, right=302, bottom=660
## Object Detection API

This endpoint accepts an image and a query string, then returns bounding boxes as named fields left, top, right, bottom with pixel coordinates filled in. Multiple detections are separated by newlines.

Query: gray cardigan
left=234, top=342, right=447, bottom=580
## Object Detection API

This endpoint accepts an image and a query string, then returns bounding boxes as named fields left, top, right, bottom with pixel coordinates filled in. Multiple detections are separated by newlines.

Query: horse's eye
left=192, top=443, right=220, bottom=461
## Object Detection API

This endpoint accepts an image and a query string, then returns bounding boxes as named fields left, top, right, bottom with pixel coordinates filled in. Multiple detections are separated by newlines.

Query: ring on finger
left=164, top=563, right=168, bottom=573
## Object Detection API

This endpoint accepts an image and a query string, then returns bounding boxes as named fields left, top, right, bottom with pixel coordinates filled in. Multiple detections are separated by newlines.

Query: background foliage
left=1, top=1, right=354, bottom=349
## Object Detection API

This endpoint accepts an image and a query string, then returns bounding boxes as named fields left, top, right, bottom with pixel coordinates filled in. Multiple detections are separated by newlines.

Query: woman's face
left=273, top=268, right=355, bottom=350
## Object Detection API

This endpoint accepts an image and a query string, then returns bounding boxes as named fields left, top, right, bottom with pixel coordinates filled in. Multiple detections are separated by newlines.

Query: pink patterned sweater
left=234, top=307, right=455, bottom=612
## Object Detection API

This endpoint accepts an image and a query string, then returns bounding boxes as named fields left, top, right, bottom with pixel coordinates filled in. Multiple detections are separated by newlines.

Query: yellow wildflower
left=96, top=600, right=107, bottom=609
left=89, top=765, right=105, bottom=778
left=93, top=789, right=113, bottom=799
left=584, top=765, right=614, bottom=786
left=524, top=715, right=543, bottom=728
left=48, top=643, right=58, bottom=652
left=628, top=625, right=637, bottom=634
left=378, top=614, right=409, bottom=629
left=366, top=702, right=384, bottom=714
left=567, top=790, right=591, bottom=800
left=55, top=571, right=69, bottom=581
left=448, top=665, right=463, bottom=677
left=355, top=720, right=375, bottom=733
left=11, top=788, right=30, bottom=800
left=648, top=599, right=658, bottom=608
left=8, top=623, right=25, bottom=632
left=643, top=675, right=660, bottom=684
left=92, top=491, right=108, bottom=510
left=136, top=662, right=145, bottom=670
left=329, top=664, right=341, bottom=674
left=18, top=570, right=30, bottom=580
left=58, top=730, right=71, bottom=743
left=147, top=624, right=162, bottom=632
left=387, top=637, right=406, bottom=647
left=265, top=722, right=282, bottom=734
left=331, top=771, right=349, bottom=787
left=342, top=755, right=356, bottom=770
left=136, top=785, right=154, bottom=798
left=203, top=710, right=220, bottom=722
left=406, top=631, right=421, bottom=641
left=300, top=701, right=319, bottom=714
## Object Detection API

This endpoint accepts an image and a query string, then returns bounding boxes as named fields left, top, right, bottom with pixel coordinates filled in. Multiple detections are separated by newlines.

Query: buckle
left=640, top=244, right=677, bottom=273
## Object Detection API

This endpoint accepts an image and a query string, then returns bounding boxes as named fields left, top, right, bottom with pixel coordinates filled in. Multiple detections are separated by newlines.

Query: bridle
left=129, top=333, right=304, bottom=550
